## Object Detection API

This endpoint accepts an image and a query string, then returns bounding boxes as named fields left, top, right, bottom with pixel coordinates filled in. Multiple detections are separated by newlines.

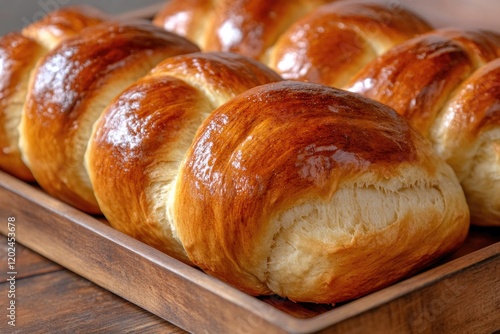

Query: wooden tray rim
left=0, top=170, right=498, bottom=333
left=1, top=3, right=499, bottom=332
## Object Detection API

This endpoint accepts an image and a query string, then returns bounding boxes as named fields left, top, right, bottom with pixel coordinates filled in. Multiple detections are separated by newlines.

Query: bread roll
left=154, top=0, right=432, bottom=83
left=152, top=0, right=214, bottom=47
left=0, top=33, right=46, bottom=181
left=21, top=5, right=110, bottom=49
left=430, top=58, right=500, bottom=227
left=0, top=6, right=109, bottom=181
left=171, top=81, right=469, bottom=303
left=19, top=20, right=200, bottom=214
left=268, top=1, right=432, bottom=86
left=85, top=52, right=282, bottom=263
left=346, top=28, right=500, bottom=226
left=153, top=0, right=335, bottom=61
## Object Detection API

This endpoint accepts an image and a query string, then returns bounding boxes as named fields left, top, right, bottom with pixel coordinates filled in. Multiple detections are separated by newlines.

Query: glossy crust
left=0, top=33, right=46, bottom=181
left=430, top=58, right=500, bottom=226
left=346, top=29, right=500, bottom=136
left=86, top=52, right=282, bottom=262
left=22, top=5, right=110, bottom=49
left=153, top=0, right=334, bottom=61
left=172, top=81, right=469, bottom=303
left=346, top=28, right=500, bottom=226
left=0, top=6, right=108, bottom=181
left=19, top=20, right=200, bottom=214
left=268, top=1, right=432, bottom=87
left=153, top=0, right=214, bottom=48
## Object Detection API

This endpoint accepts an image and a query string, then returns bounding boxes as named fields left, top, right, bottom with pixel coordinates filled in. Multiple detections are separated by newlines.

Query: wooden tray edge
left=0, top=170, right=499, bottom=333
left=0, top=171, right=296, bottom=333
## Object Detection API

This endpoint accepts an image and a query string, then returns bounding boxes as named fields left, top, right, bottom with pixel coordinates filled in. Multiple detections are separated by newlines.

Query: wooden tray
left=0, top=170, right=499, bottom=333
left=1, top=2, right=500, bottom=333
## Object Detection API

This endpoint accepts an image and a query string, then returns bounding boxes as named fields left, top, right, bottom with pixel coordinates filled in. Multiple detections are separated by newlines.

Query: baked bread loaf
left=153, top=0, right=334, bottom=61
left=346, top=28, right=500, bottom=226
left=267, top=1, right=432, bottom=86
left=21, top=5, right=110, bottom=49
left=153, top=0, right=432, bottom=84
left=85, top=52, right=282, bottom=262
left=153, top=0, right=335, bottom=62
left=430, top=58, right=500, bottom=227
left=0, top=6, right=109, bottom=181
left=170, top=81, right=469, bottom=303
left=0, top=2, right=478, bottom=305
left=19, top=20, right=200, bottom=214
left=0, top=33, right=46, bottom=181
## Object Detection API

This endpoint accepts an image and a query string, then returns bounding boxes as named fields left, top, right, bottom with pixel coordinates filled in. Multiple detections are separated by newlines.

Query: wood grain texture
left=0, top=234, right=184, bottom=333
left=0, top=170, right=499, bottom=333
left=0, top=2, right=498, bottom=333
left=0, top=235, right=62, bottom=281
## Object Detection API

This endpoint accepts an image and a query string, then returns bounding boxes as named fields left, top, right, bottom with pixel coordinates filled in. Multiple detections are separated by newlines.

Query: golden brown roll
left=430, top=58, right=500, bottom=227
left=85, top=52, right=282, bottom=263
left=171, top=81, right=469, bottom=303
left=153, top=0, right=431, bottom=84
left=346, top=28, right=500, bottom=226
left=21, top=5, right=110, bottom=49
left=19, top=20, right=200, bottom=214
left=0, top=6, right=109, bottom=181
left=152, top=0, right=214, bottom=48
left=268, top=1, right=432, bottom=87
left=0, top=33, right=46, bottom=181
left=153, top=0, right=335, bottom=61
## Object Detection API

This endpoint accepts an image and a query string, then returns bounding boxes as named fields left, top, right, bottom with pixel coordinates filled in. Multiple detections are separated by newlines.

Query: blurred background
left=0, top=0, right=498, bottom=36
left=0, top=0, right=165, bottom=35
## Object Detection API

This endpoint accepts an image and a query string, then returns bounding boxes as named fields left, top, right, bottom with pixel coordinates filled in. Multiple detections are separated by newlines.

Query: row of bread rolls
left=154, top=0, right=433, bottom=85
left=19, top=18, right=200, bottom=214
left=168, top=80, right=469, bottom=302
left=86, top=52, right=282, bottom=262
left=83, top=51, right=468, bottom=302
left=0, top=6, right=110, bottom=181
left=1, top=4, right=471, bottom=304
left=344, top=29, right=500, bottom=226
left=155, top=0, right=500, bottom=227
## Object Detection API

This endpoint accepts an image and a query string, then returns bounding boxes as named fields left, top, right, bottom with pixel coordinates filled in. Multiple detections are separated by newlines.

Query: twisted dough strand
left=0, top=6, right=110, bottom=181
left=346, top=29, right=500, bottom=226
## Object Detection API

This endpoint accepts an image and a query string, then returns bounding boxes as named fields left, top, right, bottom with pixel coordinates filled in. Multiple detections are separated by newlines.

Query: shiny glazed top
left=173, top=81, right=436, bottom=294
left=269, top=1, right=432, bottom=87
left=434, top=57, right=500, bottom=163
left=153, top=0, right=333, bottom=61
left=447, top=58, right=500, bottom=137
left=21, top=5, right=110, bottom=49
left=0, top=32, right=45, bottom=180
left=21, top=20, right=200, bottom=213
left=153, top=0, right=214, bottom=45
left=0, top=33, right=42, bottom=142
left=179, top=81, right=419, bottom=209
left=87, top=52, right=281, bottom=260
left=25, top=19, right=200, bottom=136
left=91, top=51, right=282, bottom=178
left=346, top=29, right=500, bottom=136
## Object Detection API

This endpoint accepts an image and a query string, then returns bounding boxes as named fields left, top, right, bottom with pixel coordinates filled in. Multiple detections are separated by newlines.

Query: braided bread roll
left=153, top=0, right=334, bottom=62
left=431, top=58, right=500, bottom=227
left=0, top=33, right=46, bottom=181
left=21, top=5, right=110, bottom=49
left=346, top=28, right=500, bottom=226
left=0, top=6, right=109, bottom=181
left=19, top=20, right=200, bottom=214
left=3, top=4, right=470, bottom=304
left=153, top=0, right=432, bottom=82
left=85, top=52, right=282, bottom=263
left=170, top=81, right=469, bottom=303
left=268, top=1, right=432, bottom=86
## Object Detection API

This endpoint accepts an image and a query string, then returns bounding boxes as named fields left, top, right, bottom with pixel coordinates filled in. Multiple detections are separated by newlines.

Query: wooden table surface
left=0, top=234, right=186, bottom=333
